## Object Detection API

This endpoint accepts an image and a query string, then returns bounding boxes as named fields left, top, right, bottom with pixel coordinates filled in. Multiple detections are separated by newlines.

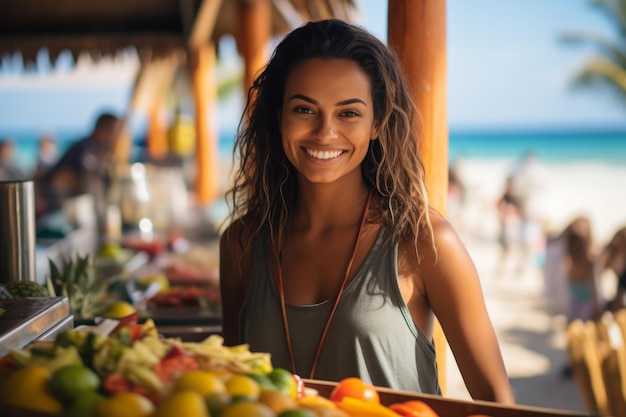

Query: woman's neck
left=290, top=182, right=370, bottom=233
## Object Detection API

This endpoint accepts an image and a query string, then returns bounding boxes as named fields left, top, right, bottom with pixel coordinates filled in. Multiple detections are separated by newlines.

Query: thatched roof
left=0, top=0, right=359, bottom=63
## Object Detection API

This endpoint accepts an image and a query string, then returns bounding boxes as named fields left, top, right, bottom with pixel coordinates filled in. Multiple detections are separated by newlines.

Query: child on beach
left=219, top=19, right=513, bottom=403
left=562, top=217, right=600, bottom=323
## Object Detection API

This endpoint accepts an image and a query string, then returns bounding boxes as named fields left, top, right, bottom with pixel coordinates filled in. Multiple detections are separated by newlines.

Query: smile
left=304, top=148, right=345, bottom=160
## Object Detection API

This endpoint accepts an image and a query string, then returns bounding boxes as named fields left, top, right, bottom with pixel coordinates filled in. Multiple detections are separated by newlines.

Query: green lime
left=67, top=391, right=105, bottom=417
left=278, top=409, right=317, bottom=417
left=50, top=364, right=100, bottom=404
left=268, top=368, right=297, bottom=399
left=244, top=372, right=277, bottom=391
left=205, top=392, right=232, bottom=417
left=221, top=401, right=275, bottom=417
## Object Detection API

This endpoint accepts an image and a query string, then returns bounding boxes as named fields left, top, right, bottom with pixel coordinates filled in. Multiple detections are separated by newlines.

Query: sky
left=0, top=0, right=625, bottom=135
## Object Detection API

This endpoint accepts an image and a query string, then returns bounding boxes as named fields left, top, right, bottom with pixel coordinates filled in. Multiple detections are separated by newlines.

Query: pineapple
left=46, top=254, right=112, bottom=320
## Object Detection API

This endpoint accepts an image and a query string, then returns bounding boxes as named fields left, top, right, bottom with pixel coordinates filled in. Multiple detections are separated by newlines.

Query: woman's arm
left=421, top=216, right=514, bottom=404
left=219, top=220, right=251, bottom=346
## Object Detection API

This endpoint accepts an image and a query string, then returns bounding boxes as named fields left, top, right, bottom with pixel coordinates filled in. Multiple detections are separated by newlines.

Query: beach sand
left=451, top=158, right=626, bottom=244
left=442, top=157, right=626, bottom=412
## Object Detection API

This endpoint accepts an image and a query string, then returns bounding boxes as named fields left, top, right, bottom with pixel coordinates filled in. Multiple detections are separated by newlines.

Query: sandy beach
left=451, top=157, right=626, bottom=244
left=441, top=156, right=626, bottom=412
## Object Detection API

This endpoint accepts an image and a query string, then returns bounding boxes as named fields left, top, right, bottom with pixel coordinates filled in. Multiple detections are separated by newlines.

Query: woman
left=220, top=19, right=513, bottom=403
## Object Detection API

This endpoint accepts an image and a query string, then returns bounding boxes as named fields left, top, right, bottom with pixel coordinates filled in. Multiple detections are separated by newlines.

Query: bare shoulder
left=414, top=212, right=481, bottom=298
left=411, top=212, right=469, bottom=270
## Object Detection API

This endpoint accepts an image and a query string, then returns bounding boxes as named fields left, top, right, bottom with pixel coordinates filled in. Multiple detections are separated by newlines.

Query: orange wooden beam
left=191, top=43, right=220, bottom=205
left=238, top=0, right=272, bottom=95
left=387, top=0, right=449, bottom=393
left=147, top=104, right=169, bottom=159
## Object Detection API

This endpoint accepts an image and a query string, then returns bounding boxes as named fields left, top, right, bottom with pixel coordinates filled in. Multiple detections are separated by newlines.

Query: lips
left=304, top=147, right=345, bottom=160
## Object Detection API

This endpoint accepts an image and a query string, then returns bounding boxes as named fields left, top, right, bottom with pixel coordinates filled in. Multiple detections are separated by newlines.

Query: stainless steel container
left=0, top=180, right=37, bottom=284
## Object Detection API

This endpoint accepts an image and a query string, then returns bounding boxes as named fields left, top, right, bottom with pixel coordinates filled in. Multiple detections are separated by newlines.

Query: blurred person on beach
left=447, top=162, right=466, bottom=233
left=0, top=137, right=27, bottom=181
left=37, top=112, right=122, bottom=214
left=598, top=226, right=626, bottom=313
left=495, top=175, right=524, bottom=276
left=220, top=19, right=513, bottom=403
left=562, top=217, right=601, bottom=323
left=505, top=152, right=546, bottom=274
left=559, top=216, right=601, bottom=378
left=33, top=133, right=59, bottom=180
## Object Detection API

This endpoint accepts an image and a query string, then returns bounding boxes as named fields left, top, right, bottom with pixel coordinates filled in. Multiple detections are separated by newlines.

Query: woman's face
left=280, top=58, right=377, bottom=186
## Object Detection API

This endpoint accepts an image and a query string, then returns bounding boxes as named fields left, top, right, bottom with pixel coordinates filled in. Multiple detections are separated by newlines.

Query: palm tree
left=560, top=0, right=626, bottom=106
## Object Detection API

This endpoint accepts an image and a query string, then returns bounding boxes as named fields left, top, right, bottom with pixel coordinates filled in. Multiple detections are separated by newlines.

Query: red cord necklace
left=277, top=191, right=372, bottom=378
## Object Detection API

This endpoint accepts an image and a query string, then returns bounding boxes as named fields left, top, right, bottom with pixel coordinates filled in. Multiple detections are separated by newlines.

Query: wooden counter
left=304, top=379, right=595, bottom=417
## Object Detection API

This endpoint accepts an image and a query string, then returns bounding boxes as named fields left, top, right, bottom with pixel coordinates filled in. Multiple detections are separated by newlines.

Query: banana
left=124, top=363, right=164, bottom=394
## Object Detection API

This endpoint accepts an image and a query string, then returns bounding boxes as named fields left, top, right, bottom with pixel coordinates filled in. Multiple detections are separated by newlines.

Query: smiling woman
left=219, top=18, right=514, bottom=404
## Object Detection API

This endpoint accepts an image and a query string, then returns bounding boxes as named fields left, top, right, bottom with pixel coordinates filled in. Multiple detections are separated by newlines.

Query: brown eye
left=294, top=106, right=314, bottom=114
left=341, top=110, right=360, bottom=118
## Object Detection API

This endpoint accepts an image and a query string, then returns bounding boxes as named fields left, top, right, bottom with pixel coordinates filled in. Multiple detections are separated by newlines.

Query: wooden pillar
left=238, top=0, right=272, bottom=95
left=147, top=104, right=169, bottom=159
left=387, top=0, right=449, bottom=393
left=187, top=0, right=223, bottom=205
left=190, top=43, right=220, bottom=205
left=129, top=53, right=184, bottom=161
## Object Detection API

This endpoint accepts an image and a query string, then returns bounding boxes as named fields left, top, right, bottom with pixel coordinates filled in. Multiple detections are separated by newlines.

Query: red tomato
left=153, top=354, right=198, bottom=382
left=102, top=373, right=159, bottom=404
left=102, top=373, right=134, bottom=395
left=329, top=377, right=380, bottom=404
left=389, top=400, right=439, bottom=417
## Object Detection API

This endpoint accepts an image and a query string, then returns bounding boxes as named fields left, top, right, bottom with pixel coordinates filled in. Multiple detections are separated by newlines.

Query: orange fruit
left=96, top=392, right=154, bottom=417
left=0, top=366, right=63, bottom=414
left=225, top=374, right=261, bottom=400
left=153, top=390, right=208, bottom=417
left=103, top=301, right=136, bottom=319
left=173, top=370, right=226, bottom=397
left=258, top=389, right=297, bottom=413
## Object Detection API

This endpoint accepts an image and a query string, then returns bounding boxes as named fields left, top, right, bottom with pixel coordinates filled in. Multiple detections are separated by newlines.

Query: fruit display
left=0, top=318, right=584, bottom=417
left=146, top=285, right=220, bottom=309
left=4, top=280, right=49, bottom=298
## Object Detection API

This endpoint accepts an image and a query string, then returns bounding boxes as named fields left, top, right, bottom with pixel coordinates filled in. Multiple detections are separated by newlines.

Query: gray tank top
left=239, top=226, right=441, bottom=394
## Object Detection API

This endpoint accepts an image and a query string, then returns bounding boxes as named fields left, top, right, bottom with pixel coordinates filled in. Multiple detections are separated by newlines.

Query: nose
left=312, top=114, right=337, bottom=142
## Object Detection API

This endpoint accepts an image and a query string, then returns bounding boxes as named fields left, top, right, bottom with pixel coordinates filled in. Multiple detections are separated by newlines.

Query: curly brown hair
left=225, top=19, right=434, bottom=258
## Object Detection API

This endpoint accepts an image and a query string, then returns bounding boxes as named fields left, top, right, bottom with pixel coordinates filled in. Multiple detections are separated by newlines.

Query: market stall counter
left=0, top=297, right=73, bottom=356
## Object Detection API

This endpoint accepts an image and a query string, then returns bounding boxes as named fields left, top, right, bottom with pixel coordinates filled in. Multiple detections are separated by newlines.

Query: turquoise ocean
left=5, top=128, right=626, bottom=176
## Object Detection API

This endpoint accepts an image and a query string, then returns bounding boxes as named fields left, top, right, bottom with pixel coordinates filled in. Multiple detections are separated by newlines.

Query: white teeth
left=305, top=148, right=344, bottom=160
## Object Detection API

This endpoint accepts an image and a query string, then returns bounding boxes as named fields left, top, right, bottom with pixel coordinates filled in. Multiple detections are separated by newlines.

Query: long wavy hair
left=226, top=19, right=434, bottom=258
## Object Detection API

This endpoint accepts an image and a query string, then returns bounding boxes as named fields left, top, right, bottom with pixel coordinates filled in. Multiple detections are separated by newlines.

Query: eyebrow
left=287, top=94, right=368, bottom=107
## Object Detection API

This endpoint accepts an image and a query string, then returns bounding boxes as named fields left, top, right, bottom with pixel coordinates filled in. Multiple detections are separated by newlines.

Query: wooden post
left=187, top=0, right=223, bottom=205
left=147, top=104, right=169, bottom=160
left=129, top=53, right=184, bottom=161
left=190, top=43, right=220, bottom=205
left=238, top=0, right=272, bottom=95
left=387, top=0, right=449, bottom=393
